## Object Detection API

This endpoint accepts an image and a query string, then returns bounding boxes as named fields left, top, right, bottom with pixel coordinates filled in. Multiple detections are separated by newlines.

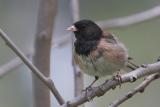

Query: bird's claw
left=82, top=86, right=94, bottom=101
left=113, top=73, right=122, bottom=88
left=82, top=86, right=93, bottom=93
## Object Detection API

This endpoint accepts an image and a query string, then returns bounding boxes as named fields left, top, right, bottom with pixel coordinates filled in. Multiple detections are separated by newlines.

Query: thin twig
left=61, top=62, right=160, bottom=107
left=0, top=29, right=65, bottom=105
left=0, top=54, right=31, bottom=78
left=97, top=5, right=160, bottom=29
left=109, top=73, right=160, bottom=107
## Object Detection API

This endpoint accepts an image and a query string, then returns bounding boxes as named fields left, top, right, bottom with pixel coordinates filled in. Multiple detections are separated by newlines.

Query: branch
left=61, top=62, right=160, bottom=107
left=32, top=0, right=58, bottom=107
left=0, top=29, right=65, bottom=105
left=109, top=73, right=160, bottom=107
left=97, top=5, right=160, bottom=29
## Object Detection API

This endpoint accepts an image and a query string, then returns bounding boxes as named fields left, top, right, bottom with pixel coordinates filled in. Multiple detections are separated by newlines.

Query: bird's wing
left=102, top=32, right=139, bottom=71
left=91, top=32, right=139, bottom=72
left=94, top=32, right=128, bottom=64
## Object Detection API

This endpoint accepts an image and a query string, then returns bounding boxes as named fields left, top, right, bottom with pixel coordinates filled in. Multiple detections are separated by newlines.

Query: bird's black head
left=67, top=20, right=102, bottom=56
left=67, top=20, right=102, bottom=41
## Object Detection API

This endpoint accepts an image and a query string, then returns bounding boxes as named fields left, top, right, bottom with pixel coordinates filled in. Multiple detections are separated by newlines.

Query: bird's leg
left=82, top=76, right=99, bottom=92
left=89, top=76, right=99, bottom=87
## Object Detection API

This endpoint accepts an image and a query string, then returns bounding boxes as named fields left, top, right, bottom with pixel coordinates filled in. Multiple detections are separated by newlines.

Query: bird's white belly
left=78, top=55, right=124, bottom=77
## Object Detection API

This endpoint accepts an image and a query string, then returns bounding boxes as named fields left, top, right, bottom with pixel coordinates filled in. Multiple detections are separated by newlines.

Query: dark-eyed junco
left=67, top=19, right=136, bottom=87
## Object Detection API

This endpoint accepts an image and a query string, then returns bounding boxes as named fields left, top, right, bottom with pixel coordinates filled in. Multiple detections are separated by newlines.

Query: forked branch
left=61, top=62, right=160, bottom=107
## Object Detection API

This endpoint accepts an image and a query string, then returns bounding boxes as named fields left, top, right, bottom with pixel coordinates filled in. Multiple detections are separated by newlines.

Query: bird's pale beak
left=66, top=25, right=77, bottom=32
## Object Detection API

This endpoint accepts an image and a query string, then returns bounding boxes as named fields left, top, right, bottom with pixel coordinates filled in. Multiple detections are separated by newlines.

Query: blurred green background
left=0, top=0, right=160, bottom=107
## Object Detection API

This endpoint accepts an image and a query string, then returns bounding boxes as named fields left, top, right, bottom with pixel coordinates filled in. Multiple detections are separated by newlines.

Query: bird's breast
left=74, top=52, right=126, bottom=77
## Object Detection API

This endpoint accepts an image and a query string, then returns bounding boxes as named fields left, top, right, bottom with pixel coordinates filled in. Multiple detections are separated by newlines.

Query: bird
left=67, top=19, right=137, bottom=87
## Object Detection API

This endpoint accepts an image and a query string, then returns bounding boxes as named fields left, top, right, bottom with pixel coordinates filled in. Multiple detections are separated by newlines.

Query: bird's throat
left=74, top=40, right=99, bottom=56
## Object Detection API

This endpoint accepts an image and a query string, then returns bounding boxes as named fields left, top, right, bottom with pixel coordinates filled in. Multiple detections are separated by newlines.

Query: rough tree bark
left=32, top=0, right=57, bottom=107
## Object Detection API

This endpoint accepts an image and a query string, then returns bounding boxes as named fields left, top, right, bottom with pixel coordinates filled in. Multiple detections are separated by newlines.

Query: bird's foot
left=82, top=86, right=93, bottom=93
left=113, top=72, right=122, bottom=88
left=82, top=85, right=94, bottom=101
left=82, top=76, right=99, bottom=98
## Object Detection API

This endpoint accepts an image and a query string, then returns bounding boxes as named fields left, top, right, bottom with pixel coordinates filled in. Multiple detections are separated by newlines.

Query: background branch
left=61, top=62, right=160, bottom=107
left=0, top=29, right=65, bottom=105
left=50, top=5, right=160, bottom=49
left=70, top=0, right=84, bottom=102
left=0, top=57, right=22, bottom=78
left=32, top=0, right=59, bottom=107
left=70, top=0, right=80, bottom=22
left=0, top=53, right=31, bottom=78
left=97, top=5, right=160, bottom=29
left=109, top=73, right=160, bottom=107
